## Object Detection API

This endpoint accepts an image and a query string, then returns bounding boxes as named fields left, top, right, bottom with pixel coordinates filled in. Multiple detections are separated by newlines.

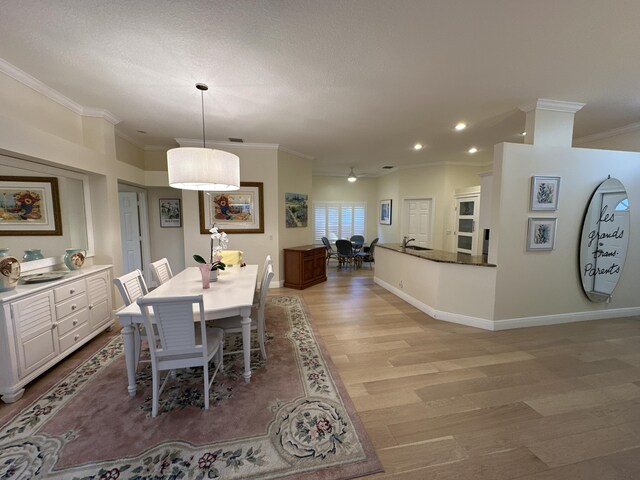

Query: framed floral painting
left=0, top=176, right=62, bottom=235
left=530, top=176, right=560, bottom=211
left=198, top=182, right=264, bottom=234
left=527, top=217, right=557, bottom=251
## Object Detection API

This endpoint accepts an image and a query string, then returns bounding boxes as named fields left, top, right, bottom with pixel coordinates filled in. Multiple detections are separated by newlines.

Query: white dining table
left=115, top=265, right=258, bottom=397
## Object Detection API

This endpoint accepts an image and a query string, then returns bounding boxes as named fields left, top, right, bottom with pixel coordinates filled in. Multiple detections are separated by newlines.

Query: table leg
left=122, top=324, right=137, bottom=396
left=241, top=314, right=252, bottom=383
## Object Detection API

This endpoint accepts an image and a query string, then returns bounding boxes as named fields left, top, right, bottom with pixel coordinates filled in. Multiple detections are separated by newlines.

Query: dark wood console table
left=283, top=245, right=327, bottom=289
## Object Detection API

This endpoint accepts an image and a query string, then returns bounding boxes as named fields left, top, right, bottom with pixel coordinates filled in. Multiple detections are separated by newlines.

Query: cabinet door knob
left=51, top=323, right=58, bottom=330
left=72, top=319, right=78, bottom=326
left=70, top=288, right=75, bottom=294
left=74, top=334, right=80, bottom=341
left=71, top=304, right=77, bottom=310
left=89, top=304, right=94, bottom=310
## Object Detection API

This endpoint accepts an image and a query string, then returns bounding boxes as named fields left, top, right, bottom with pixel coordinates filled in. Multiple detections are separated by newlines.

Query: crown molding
left=574, top=121, right=640, bottom=145
left=114, top=130, right=145, bottom=149
left=313, top=159, right=493, bottom=177
left=143, top=145, right=171, bottom=152
left=519, top=98, right=586, bottom=114
left=278, top=146, right=315, bottom=160
left=0, top=57, right=119, bottom=124
left=174, top=138, right=280, bottom=150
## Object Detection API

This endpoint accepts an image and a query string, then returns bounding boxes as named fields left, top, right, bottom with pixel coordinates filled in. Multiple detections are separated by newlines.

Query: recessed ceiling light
left=468, top=147, right=478, bottom=154
left=454, top=122, right=467, bottom=131
left=521, top=131, right=527, bottom=136
left=414, top=143, right=423, bottom=151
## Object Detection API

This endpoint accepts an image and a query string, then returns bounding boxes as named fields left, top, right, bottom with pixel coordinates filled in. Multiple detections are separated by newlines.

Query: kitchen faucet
left=402, top=236, right=415, bottom=249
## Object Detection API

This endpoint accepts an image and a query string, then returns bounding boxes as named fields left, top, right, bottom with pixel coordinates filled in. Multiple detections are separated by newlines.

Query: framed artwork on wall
left=285, top=192, right=308, bottom=227
left=159, top=198, right=182, bottom=228
left=530, top=176, right=561, bottom=211
left=527, top=217, right=557, bottom=251
left=0, top=176, right=62, bottom=236
left=380, top=199, right=392, bottom=225
left=198, top=182, right=264, bottom=234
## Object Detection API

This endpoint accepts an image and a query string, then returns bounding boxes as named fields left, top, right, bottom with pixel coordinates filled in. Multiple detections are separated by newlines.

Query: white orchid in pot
left=193, top=225, right=228, bottom=280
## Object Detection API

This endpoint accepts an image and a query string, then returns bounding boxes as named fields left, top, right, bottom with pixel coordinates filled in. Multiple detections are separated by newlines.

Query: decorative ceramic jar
left=23, top=249, right=44, bottom=262
left=0, top=255, right=21, bottom=292
left=0, top=248, right=10, bottom=257
left=64, top=248, right=86, bottom=271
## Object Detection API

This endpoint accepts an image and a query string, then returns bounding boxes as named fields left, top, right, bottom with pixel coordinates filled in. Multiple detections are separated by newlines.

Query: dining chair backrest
left=150, top=258, right=173, bottom=286
left=321, top=236, right=335, bottom=252
left=219, top=250, right=244, bottom=266
left=350, top=235, right=365, bottom=247
left=256, top=254, right=273, bottom=295
left=368, top=238, right=379, bottom=256
left=257, top=264, right=275, bottom=319
left=137, top=295, right=206, bottom=367
left=335, top=239, right=354, bottom=256
left=114, top=269, right=149, bottom=306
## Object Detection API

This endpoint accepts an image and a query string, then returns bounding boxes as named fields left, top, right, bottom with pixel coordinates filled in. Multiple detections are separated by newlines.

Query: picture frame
left=0, top=176, right=62, bottom=236
left=530, top=176, right=561, bottom=211
left=198, top=182, right=264, bottom=234
left=285, top=192, right=308, bottom=227
left=159, top=198, right=182, bottom=228
left=380, top=199, right=392, bottom=225
left=527, top=217, right=557, bottom=251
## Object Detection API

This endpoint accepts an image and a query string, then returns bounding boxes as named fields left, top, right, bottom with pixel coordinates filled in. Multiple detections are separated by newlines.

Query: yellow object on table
left=220, top=250, right=243, bottom=266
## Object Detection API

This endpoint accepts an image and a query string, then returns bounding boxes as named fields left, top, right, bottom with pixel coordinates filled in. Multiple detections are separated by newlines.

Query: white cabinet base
left=0, top=265, right=113, bottom=403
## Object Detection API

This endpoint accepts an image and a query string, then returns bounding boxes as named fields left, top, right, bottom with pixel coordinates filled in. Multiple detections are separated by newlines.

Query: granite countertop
left=378, top=244, right=496, bottom=267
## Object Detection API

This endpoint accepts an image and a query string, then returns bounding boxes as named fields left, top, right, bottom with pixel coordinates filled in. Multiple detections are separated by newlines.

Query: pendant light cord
left=201, top=88, right=206, bottom=148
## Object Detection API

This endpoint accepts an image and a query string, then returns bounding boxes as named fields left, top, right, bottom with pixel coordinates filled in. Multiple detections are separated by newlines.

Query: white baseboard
left=374, top=277, right=640, bottom=331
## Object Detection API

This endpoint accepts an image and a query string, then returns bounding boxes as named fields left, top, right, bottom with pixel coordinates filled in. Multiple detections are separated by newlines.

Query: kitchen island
left=375, top=244, right=497, bottom=330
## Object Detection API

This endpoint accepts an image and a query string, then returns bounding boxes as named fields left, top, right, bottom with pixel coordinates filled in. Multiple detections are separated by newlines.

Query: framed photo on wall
left=159, top=198, right=182, bottom=228
left=380, top=199, right=392, bottom=225
left=198, top=182, right=264, bottom=234
left=285, top=192, right=308, bottom=227
left=527, top=217, right=557, bottom=251
left=0, top=176, right=62, bottom=236
left=530, top=176, right=561, bottom=211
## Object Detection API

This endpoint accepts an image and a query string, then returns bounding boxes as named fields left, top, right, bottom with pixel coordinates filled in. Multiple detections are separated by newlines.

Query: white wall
left=491, top=142, right=640, bottom=322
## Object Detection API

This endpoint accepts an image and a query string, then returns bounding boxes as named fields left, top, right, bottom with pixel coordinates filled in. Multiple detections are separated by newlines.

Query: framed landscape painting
left=0, top=176, right=62, bottom=236
left=285, top=192, right=308, bottom=227
left=530, top=176, right=561, bottom=211
left=380, top=199, right=392, bottom=225
left=198, top=182, right=264, bottom=234
left=527, top=217, right=557, bottom=251
left=159, top=198, right=181, bottom=228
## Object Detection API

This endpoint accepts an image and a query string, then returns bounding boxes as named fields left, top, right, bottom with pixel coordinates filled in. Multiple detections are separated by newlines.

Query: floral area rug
left=0, top=295, right=382, bottom=479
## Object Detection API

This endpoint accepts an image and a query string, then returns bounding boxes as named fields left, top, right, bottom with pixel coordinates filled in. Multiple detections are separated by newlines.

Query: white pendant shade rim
left=167, top=147, right=240, bottom=191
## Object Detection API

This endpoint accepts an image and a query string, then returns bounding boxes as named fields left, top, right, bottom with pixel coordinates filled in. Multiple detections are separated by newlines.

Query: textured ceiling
left=1, top=0, right=639, bottom=176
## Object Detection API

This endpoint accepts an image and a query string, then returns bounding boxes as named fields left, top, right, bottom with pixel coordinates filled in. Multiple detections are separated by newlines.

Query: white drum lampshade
left=167, top=147, right=240, bottom=191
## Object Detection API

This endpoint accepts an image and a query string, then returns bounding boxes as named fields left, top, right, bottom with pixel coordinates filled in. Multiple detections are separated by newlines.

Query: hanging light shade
left=347, top=167, right=357, bottom=182
left=167, top=83, right=240, bottom=191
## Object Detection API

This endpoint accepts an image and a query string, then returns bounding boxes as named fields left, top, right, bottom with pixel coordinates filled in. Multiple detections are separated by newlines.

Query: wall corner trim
left=519, top=98, right=586, bottom=114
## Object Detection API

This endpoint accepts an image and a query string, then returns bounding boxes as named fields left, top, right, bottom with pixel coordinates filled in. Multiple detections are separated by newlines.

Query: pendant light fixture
left=347, top=167, right=357, bottom=183
left=167, top=83, right=240, bottom=191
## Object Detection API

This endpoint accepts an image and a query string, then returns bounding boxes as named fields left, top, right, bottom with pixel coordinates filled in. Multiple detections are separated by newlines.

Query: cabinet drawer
left=55, top=293, right=88, bottom=319
left=54, top=280, right=86, bottom=303
left=57, top=308, right=89, bottom=336
left=58, top=322, right=91, bottom=353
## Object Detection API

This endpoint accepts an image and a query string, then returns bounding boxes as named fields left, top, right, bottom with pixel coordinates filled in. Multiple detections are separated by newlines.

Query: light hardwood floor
left=2, top=263, right=639, bottom=479
left=285, top=262, right=640, bottom=480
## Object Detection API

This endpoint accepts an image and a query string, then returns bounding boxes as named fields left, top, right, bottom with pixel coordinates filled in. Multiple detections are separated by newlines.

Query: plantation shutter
left=313, top=201, right=366, bottom=243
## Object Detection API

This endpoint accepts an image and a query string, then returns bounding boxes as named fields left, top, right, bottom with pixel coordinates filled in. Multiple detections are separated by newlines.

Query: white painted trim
left=313, top=159, right=494, bottom=178
left=174, top=138, right=279, bottom=150
left=278, top=146, right=315, bottom=160
left=519, top=98, right=586, bottom=114
left=374, top=276, right=640, bottom=332
left=115, top=130, right=145, bottom=149
left=574, top=121, right=640, bottom=146
left=374, top=277, right=496, bottom=330
left=0, top=57, right=119, bottom=124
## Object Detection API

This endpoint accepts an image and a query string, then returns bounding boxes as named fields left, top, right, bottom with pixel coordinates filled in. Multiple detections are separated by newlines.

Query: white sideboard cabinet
left=0, top=265, right=113, bottom=403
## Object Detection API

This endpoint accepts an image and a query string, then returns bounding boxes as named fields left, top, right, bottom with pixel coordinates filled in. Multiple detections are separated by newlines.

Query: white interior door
left=404, top=199, right=433, bottom=247
left=119, top=192, right=142, bottom=274
left=456, top=195, right=479, bottom=255
left=593, top=192, right=629, bottom=294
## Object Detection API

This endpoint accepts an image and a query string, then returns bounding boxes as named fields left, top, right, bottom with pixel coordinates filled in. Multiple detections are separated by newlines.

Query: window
left=314, top=201, right=366, bottom=243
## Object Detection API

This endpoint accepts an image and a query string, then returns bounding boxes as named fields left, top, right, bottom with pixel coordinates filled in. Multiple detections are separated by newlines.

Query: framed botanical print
left=198, top=182, right=264, bottom=234
left=527, top=217, right=557, bottom=251
left=0, top=176, right=62, bottom=235
left=530, top=176, right=561, bottom=211
left=159, top=198, right=182, bottom=228
left=380, top=199, right=392, bottom=225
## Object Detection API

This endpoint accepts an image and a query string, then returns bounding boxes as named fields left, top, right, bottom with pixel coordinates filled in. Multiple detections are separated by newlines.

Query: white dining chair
left=137, top=294, right=224, bottom=417
left=150, top=258, right=173, bottom=286
left=215, top=263, right=274, bottom=360
left=254, top=254, right=272, bottom=302
left=114, top=269, right=150, bottom=369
